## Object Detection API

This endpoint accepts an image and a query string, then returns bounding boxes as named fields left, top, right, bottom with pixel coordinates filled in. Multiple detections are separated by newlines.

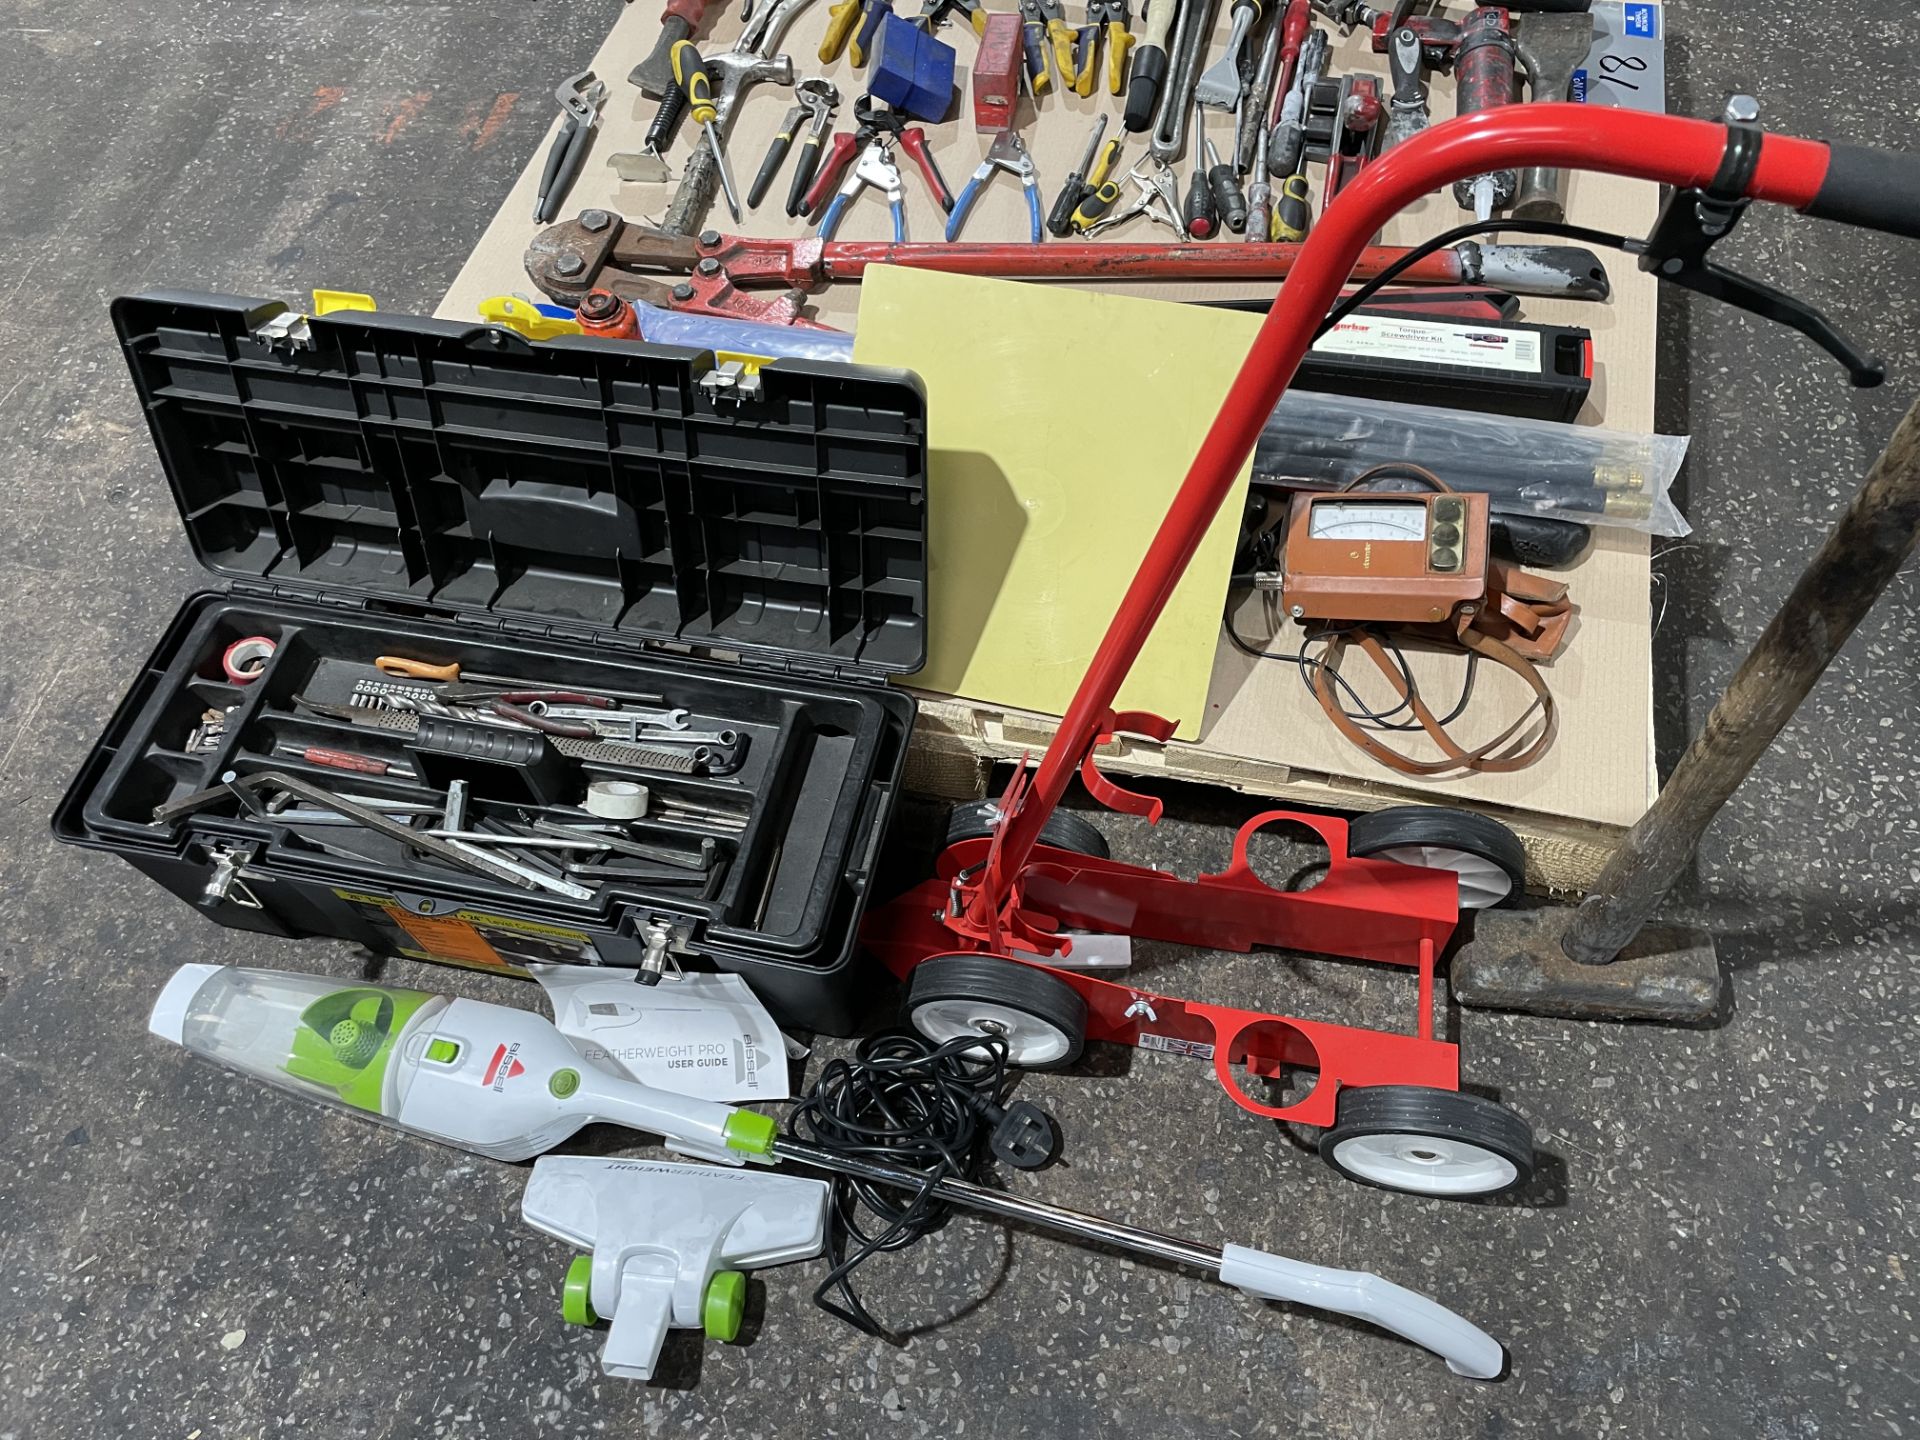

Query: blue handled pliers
left=945, top=130, right=1044, bottom=243
left=818, top=138, right=908, bottom=241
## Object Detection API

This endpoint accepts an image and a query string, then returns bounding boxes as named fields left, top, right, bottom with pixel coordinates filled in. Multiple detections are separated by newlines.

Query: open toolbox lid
left=111, top=292, right=929, bottom=677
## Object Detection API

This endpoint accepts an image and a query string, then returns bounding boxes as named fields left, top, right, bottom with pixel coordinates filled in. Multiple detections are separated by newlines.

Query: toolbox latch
left=250, top=310, right=315, bottom=353
left=202, top=842, right=265, bottom=910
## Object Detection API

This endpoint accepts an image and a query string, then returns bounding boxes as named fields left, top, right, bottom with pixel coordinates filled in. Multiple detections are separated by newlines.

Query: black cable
left=1316, top=217, right=1637, bottom=340
left=1223, top=604, right=1479, bottom=731
left=786, top=1029, right=1018, bottom=1341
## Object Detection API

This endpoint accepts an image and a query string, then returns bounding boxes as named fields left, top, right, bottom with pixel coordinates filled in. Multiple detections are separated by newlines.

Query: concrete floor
left=3, top=1, right=1919, bottom=1435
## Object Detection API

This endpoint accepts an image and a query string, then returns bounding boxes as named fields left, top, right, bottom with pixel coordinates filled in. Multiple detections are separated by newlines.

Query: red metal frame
left=861, top=104, right=1836, bottom=1119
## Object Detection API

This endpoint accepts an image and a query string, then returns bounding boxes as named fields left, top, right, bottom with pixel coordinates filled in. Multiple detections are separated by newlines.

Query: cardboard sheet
left=438, top=1, right=1665, bottom=827
left=851, top=267, right=1248, bottom=739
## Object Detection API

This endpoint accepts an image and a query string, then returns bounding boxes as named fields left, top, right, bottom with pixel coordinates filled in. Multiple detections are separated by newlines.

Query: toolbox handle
left=457, top=323, right=539, bottom=355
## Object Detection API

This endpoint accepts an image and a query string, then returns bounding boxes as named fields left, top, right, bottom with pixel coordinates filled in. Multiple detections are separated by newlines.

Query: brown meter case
left=1279, top=490, right=1490, bottom=627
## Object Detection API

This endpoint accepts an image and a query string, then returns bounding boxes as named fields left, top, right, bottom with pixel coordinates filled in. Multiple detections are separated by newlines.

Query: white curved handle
left=1219, top=1243, right=1506, bottom=1380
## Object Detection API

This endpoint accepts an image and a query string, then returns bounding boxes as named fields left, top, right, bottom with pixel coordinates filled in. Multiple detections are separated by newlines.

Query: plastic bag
left=1252, top=390, right=1691, bottom=536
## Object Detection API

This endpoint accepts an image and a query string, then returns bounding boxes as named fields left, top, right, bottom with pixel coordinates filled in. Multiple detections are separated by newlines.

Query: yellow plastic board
left=852, top=266, right=1256, bottom=741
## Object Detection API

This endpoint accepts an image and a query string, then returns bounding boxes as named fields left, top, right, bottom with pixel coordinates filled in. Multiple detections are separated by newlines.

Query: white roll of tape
left=584, top=779, right=649, bottom=820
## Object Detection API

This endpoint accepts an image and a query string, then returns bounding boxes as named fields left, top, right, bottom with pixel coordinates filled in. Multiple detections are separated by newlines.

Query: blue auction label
left=1622, top=3, right=1657, bottom=37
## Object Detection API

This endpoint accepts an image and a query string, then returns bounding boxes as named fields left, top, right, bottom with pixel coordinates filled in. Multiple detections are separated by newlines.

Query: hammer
left=1510, top=10, right=1598, bottom=220
left=659, top=49, right=797, bottom=234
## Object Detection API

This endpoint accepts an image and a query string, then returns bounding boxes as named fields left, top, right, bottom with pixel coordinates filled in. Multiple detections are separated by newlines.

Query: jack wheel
left=945, top=800, right=1110, bottom=860
left=1345, top=806, right=1526, bottom=910
left=906, top=955, right=1087, bottom=1069
left=1319, top=1085, right=1535, bottom=1197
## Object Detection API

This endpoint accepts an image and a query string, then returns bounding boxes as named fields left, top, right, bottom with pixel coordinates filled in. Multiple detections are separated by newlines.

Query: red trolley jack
left=861, top=100, right=1920, bottom=1198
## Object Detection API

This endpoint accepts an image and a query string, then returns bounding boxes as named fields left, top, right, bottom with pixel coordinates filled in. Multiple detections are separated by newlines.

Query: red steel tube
left=975, top=103, right=1831, bottom=918
left=821, top=239, right=1476, bottom=284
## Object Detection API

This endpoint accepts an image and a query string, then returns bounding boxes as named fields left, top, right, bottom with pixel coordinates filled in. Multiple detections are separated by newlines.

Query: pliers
left=819, top=138, right=909, bottom=240
left=800, top=96, right=955, bottom=218
left=1083, top=161, right=1184, bottom=236
left=915, top=0, right=990, bottom=39
left=946, top=129, right=1044, bottom=242
left=1072, top=0, right=1136, bottom=97
left=533, top=71, right=609, bottom=224
left=820, top=0, right=892, bottom=65
left=1018, top=0, right=1078, bottom=96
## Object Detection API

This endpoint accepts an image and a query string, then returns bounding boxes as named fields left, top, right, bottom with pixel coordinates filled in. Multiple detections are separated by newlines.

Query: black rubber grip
left=1123, top=47, right=1167, bottom=132
left=748, top=131, right=794, bottom=209
left=645, top=86, right=688, bottom=153
left=1047, top=172, right=1089, bottom=237
left=1805, top=142, right=1920, bottom=242
left=1490, top=513, right=1591, bottom=568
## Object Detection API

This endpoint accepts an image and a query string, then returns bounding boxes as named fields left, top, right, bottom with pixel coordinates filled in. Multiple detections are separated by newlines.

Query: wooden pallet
left=897, top=693, right=1626, bottom=895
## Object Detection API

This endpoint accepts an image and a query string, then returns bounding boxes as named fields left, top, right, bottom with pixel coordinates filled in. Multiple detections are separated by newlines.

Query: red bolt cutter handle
left=895, top=127, right=956, bottom=212
left=977, top=103, right=1913, bottom=913
left=800, top=131, right=863, bottom=215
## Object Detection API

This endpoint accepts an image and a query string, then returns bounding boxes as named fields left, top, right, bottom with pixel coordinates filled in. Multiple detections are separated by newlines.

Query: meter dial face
left=1306, top=499, right=1430, bottom=542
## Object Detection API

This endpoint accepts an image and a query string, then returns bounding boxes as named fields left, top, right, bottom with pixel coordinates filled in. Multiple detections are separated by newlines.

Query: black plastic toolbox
left=52, top=292, right=928, bottom=1034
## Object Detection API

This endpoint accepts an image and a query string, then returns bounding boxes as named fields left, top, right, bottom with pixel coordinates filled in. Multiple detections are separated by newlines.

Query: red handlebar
left=978, top=104, right=1863, bottom=914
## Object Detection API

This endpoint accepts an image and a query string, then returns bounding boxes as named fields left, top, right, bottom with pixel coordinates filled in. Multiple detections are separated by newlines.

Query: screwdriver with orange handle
left=373, top=656, right=666, bottom=705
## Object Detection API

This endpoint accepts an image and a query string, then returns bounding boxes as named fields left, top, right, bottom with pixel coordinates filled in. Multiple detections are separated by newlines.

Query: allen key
left=158, top=770, right=540, bottom=893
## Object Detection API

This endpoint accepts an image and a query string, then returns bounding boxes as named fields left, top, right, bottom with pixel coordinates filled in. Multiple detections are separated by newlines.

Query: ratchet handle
left=1806, top=143, right=1920, bottom=241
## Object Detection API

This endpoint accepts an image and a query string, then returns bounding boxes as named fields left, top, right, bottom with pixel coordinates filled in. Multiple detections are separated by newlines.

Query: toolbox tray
left=52, top=292, right=929, bottom=1033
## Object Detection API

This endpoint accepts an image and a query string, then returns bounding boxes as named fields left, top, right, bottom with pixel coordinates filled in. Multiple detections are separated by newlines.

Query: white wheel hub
left=1369, top=844, right=1514, bottom=908
left=910, top=998, right=1072, bottom=1066
left=1330, top=1131, right=1519, bottom=1196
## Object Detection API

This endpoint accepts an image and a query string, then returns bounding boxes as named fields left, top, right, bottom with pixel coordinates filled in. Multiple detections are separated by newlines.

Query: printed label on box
left=1313, top=316, right=1543, bottom=374
left=530, top=965, right=791, bottom=1102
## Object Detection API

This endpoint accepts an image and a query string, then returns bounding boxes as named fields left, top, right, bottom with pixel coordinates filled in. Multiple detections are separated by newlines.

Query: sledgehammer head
left=522, top=1156, right=828, bottom=1381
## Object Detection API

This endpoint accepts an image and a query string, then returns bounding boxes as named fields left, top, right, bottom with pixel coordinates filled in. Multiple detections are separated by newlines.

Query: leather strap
left=1309, top=625, right=1557, bottom=776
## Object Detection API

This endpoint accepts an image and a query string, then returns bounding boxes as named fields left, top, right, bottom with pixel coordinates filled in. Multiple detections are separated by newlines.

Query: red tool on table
left=525, top=208, right=1614, bottom=326
left=854, top=100, right=1920, bottom=1196
left=799, top=96, right=954, bottom=220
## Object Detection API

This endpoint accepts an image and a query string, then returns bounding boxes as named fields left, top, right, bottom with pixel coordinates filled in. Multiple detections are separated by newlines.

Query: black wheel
left=905, top=955, right=1088, bottom=1069
left=1319, top=1085, right=1535, bottom=1197
left=944, top=800, right=1111, bottom=860
left=1345, top=806, right=1526, bottom=910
